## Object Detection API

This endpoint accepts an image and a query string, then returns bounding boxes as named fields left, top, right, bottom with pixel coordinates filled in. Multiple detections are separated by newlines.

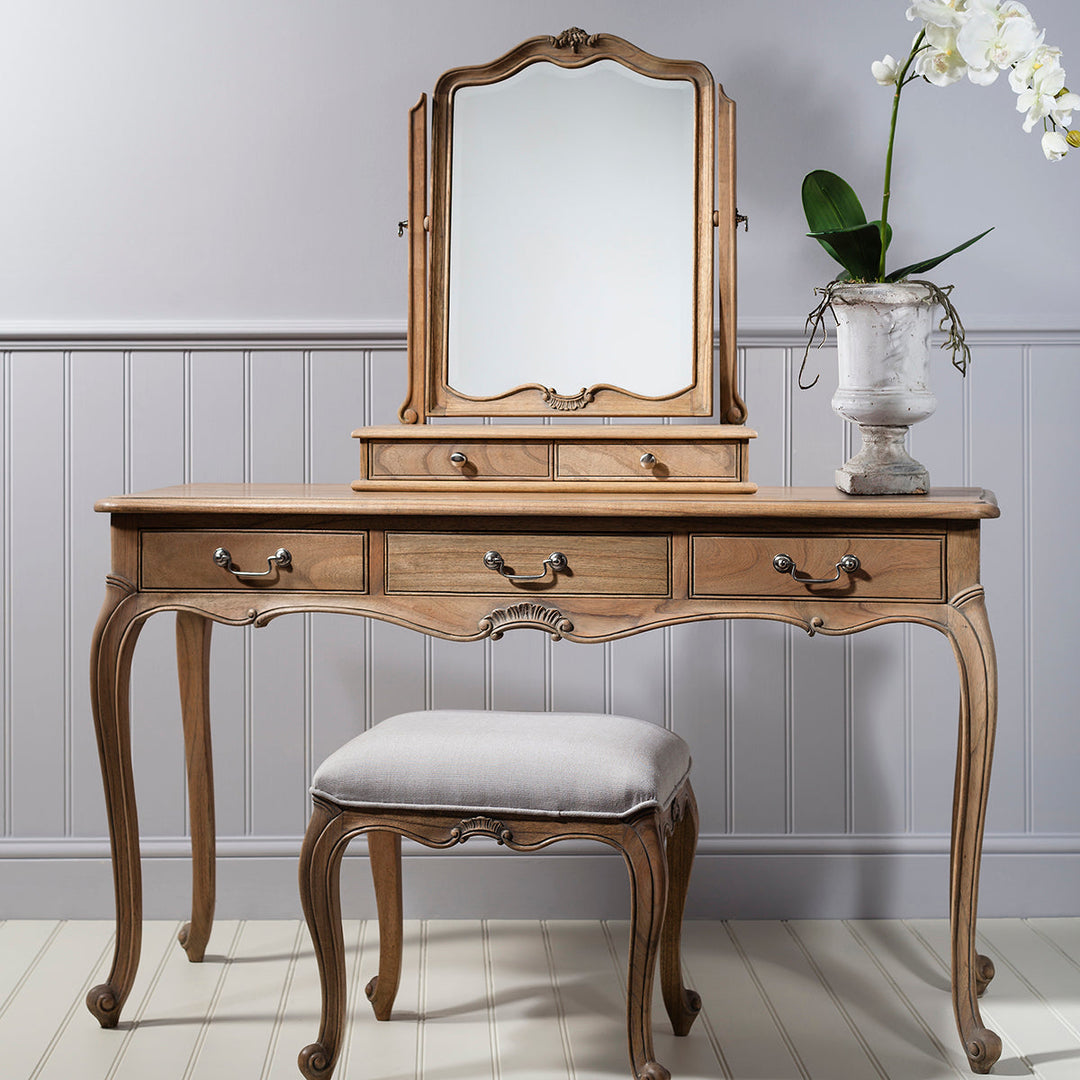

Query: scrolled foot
left=86, top=983, right=121, bottom=1028
left=669, top=987, right=703, bottom=1037
left=638, top=1063, right=671, bottom=1080
left=975, top=953, right=996, bottom=996
left=298, top=1042, right=336, bottom=1080
left=365, top=974, right=392, bottom=1020
left=177, top=921, right=206, bottom=963
left=965, top=1028, right=1003, bottom=1074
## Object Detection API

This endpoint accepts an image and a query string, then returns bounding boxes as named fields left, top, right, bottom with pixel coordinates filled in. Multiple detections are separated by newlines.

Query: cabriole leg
left=621, top=815, right=670, bottom=1080
left=85, top=581, right=144, bottom=1028
left=660, top=783, right=702, bottom=1037
left=365, top=830, right=403, bottom=1020
left=176, top=611, right=215, bottom=962
left=946, top=594, right=1002, bottom=1074
left=298, top=799, right=351, bottom=1080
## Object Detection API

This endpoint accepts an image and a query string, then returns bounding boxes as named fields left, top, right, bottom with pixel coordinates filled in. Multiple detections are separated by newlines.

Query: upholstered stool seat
left=312, top=709, right=693, bottom=819
left=298, top=709, right=701, bottom=1080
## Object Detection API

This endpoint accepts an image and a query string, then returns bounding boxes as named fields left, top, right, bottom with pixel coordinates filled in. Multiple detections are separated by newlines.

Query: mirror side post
left=716, top=84, right=747, bottom=425
left=399, top=93, right=428, bottom=424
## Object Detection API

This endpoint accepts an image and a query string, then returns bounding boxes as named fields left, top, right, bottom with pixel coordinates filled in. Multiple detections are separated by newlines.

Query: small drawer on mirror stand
left=365, top=438, right=551, bottom=481
left=556, top=440, right=742, bottom=481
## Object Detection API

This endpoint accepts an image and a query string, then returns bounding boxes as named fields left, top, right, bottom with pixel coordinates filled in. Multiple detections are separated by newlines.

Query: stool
left=297, top=709, right=701, bottom=1080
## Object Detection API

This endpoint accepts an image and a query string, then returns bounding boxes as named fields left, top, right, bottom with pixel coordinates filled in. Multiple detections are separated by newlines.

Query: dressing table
left=86, top=30, right=1003, bottom=1075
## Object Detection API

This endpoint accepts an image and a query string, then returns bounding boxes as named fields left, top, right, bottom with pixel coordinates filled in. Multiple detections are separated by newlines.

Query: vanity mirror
left=353, top=28, right=755, bottom=492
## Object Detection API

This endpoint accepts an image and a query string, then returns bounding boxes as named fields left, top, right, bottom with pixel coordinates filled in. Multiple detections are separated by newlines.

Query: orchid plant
left=802, top=1, right=1076, bottom=380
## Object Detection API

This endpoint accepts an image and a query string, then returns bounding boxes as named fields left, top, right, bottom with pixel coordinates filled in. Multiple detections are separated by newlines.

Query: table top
left=96, top=484, right=1000, bottom=521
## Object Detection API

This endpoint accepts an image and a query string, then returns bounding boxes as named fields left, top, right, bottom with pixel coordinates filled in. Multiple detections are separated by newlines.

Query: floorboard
left=3, top=919, right=1078, bottom=1079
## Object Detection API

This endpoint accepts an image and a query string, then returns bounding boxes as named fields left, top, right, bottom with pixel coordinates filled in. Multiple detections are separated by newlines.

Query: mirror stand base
left=351, top=424, right=755, bottom=494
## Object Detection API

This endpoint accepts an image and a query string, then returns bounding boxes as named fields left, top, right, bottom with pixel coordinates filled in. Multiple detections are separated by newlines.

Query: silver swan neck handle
left=483, top=550, right=568, bottom=582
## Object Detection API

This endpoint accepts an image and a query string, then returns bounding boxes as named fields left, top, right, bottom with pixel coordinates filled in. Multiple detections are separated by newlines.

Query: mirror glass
left=446, top=60, right=696, bottom=400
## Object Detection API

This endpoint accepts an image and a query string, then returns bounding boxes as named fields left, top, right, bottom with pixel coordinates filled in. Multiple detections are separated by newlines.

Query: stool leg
left=621, top=815, right=670, bottom=1080
left=365, top=830, right=403, bottom=1020
left=661, top=783, right=702, bottom=1036
left=298, top=799, right=350, bottom=1080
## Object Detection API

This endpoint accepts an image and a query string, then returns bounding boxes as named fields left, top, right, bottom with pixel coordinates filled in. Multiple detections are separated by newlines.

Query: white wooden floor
left=3, top=918, right=1080, bottom=1079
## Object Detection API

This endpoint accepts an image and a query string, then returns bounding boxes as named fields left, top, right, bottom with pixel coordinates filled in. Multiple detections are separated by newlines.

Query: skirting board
left=4, top=850, right=1080, bottom=920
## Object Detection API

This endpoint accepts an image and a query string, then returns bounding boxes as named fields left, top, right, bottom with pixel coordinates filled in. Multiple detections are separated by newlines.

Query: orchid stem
left=879, top=30, right=925, bottom=279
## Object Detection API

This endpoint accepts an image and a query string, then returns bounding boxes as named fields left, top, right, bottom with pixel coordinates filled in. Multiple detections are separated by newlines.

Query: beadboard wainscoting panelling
left=1, top=328, right=1078, bottom=919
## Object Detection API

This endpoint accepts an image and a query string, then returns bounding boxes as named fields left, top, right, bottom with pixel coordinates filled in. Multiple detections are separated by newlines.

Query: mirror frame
left=398, top=28, right=745, bottom=424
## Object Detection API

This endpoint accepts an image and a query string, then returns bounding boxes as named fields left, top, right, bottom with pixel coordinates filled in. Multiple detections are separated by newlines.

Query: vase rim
left=827, top=281, right=936, bottom=305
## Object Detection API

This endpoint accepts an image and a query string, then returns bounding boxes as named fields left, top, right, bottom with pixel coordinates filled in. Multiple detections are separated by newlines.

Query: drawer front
left=691, top=534, right=944, bottom=600
left=385, top=532, right=670, bottom=595
left=556, top=441, right=739, bottom=481
left=141, top=530, right=367, bottom=591
left=369, top=440, right=550, bottom=479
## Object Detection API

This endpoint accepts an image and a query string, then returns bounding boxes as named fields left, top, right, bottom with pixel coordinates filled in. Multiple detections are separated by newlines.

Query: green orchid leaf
left=807, top=221, right=885, bottom=281
left=809, top=234, right=848, bottom=269
left=802, top=171, right=868, bottom=233
left=884, top=227, right=994, bottom=282
left=810, top=220, right=890, bottom=276
left=871, top=219, right=893, bottom=251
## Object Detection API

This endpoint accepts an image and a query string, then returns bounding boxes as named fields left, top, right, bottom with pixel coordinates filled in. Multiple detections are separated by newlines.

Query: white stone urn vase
left=830, top=281, right=938, bottom=495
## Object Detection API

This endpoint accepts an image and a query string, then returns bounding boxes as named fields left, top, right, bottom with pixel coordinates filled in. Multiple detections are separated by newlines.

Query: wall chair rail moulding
left=352, top=26, right=755, bottom=494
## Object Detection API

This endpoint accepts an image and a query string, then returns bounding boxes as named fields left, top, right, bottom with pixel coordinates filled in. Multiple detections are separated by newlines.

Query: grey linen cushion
left=311, top=710, right=691, bottom=820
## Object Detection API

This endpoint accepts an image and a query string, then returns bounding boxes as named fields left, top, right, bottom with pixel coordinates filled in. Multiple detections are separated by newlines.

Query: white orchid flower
left=1017, top=60, right=1067, bottom=130
left=997, top=2, right=1038, bottom=23
left=915, top=23, right=970, bottom=85
left=960, top=0, right=1009, bottom=18
left=872, top=54, right=902, bottom=84
left=957, top=6, right=1042, bottom=84
left=906, top=0, right=969, bottom=29
left=964, top=0, right=1036, bottom=21
left=1041, top=129, right=1069, bottom=159
left=1051, top=91, right=1080, bottom=128
left=1009, top=44, right=1062, bottom=92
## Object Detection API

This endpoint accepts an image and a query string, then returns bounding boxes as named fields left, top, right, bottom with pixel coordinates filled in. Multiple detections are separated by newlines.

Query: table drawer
left=557, top=440, right=740, bottom=481
left=141, top=530, right=367, bottom=591
left=385, top=532, right=670, bottom=595
left=369, top=440, right=550, bottom=480
left=691, top=534, right=944, bottom=600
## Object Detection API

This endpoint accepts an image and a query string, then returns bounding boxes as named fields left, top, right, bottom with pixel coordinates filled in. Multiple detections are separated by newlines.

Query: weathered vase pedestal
left=830, top=282, right=938, bottom=495
left=836, top=424, right=929, bottom=494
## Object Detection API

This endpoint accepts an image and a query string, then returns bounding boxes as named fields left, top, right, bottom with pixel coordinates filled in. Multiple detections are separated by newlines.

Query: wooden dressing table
left=87, top=482, right=1002, bottom=1072
left=86, top=28, right=1004, bottom=1076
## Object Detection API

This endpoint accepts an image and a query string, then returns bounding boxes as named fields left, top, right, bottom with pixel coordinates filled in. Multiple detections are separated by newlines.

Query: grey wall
left=1, top=0, right=1079, bottom=919
left=2, top=0, right=1077, bottom=329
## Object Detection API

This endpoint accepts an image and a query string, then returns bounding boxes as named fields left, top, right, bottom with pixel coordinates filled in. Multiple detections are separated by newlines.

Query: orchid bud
left=872, top=55, right=901, bottom=85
